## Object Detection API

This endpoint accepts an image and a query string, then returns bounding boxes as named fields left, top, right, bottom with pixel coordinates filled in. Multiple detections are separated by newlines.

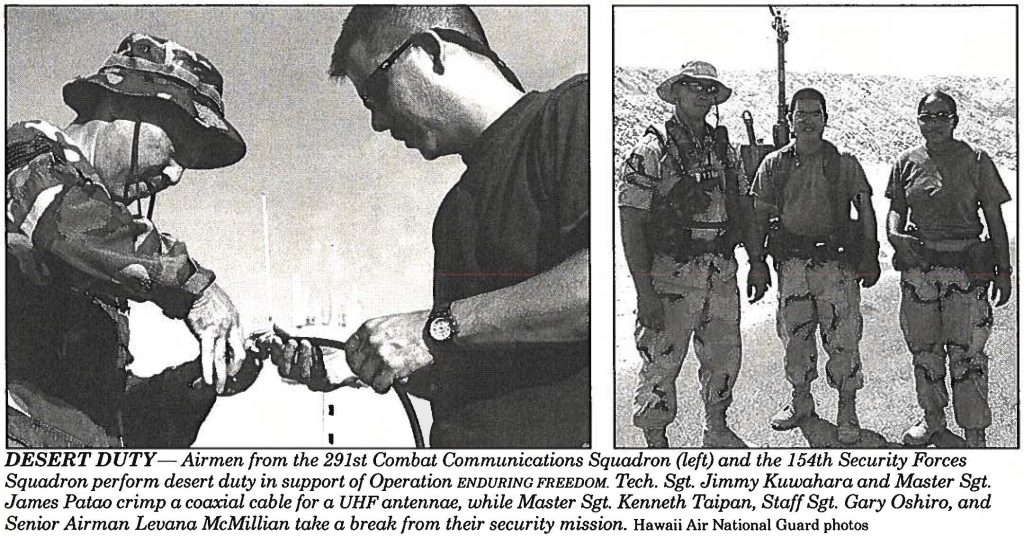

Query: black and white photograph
left=614, top=5, right=1017, bottom=448
left=5, top=5, right=590, bottom=449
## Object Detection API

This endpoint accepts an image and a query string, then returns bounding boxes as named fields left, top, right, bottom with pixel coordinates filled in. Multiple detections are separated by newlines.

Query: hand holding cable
left=248, top=318, right=430, bottom=447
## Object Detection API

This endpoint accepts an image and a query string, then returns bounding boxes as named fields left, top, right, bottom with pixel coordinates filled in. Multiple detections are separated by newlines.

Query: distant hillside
left=615, top=67, right=1017, bottom=172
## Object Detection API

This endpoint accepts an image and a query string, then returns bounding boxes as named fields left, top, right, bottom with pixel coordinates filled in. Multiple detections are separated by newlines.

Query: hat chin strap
left=122, top=118, right=157, bottom=219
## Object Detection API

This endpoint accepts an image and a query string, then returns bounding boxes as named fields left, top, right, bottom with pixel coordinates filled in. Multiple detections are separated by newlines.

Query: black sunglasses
left=676, top=81, right=720, bottom=96
left=917, top=111, right=956, bottom=123
left=358, top=28, right=523, bottom=110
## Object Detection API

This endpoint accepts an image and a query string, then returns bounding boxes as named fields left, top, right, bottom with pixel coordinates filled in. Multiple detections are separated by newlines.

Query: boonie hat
left=63, top=32, right=246, bottom=169
left=656, top=60, right=733, bottom=105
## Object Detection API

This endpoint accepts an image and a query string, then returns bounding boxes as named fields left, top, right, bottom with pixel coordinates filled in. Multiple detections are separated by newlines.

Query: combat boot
left=642, top=427, right=669, bottom=448
left=703, top=405, right=748, bottom=448
left=836, top=390, right=861, bottom=445
left=770, top=387, right=815, bottom=431
left=902, top=411, right=947, bottom=446
left=964, top=429, right=986, bottom=448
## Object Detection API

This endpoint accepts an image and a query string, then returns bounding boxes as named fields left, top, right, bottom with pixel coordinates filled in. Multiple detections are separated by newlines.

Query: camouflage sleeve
left=6, top=122, right=214, bottom=319
left=617, top=134, right=662, bottom=211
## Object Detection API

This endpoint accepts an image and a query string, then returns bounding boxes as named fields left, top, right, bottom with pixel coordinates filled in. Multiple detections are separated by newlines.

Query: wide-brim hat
left=63, top=32, right=245, bottom=170
left=656, top=60, right=733, bottom=105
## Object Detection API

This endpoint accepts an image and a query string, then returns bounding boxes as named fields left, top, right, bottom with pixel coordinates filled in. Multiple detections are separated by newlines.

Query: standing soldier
left=747, top=87, right=881, bottom=445
left=619, top=61, right=750, bottom=448
left=887, top=91, right=1012, bottom=448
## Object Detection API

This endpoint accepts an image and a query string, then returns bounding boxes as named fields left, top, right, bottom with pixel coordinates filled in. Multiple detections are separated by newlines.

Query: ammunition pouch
left=650, top=226, right=738, bottom=265
left=644, top=121, right=743, bottom=266
left=767, top=221, right=867, bottom=268
left=895, top=238, right=995, bottom=286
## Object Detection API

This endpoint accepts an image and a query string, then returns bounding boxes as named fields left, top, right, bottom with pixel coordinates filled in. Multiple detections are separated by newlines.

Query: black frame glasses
left=358, top=27, right=523, bottom=110
left=917, top=111, right=956, bottom=123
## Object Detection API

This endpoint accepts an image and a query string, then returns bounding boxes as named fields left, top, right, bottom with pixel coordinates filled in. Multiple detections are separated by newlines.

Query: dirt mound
left=615, top=67, right=1017, bottom=173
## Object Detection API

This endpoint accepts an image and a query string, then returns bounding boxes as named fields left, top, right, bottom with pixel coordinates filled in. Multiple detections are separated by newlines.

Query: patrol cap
left=656, top=60, right=733, bottom=105
left=63, top=32, right=246, bottom=169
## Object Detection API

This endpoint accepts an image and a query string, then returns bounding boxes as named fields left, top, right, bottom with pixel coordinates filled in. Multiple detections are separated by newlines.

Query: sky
left=616, top=5, right=1016, bottom=79
left=4, top=6, right=588, bottom=327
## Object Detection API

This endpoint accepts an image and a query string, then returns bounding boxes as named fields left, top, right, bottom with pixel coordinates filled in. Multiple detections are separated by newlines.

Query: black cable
left=301, top=336, right=425, bottom=448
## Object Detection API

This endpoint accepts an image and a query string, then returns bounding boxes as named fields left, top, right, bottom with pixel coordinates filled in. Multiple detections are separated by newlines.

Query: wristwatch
left=425, top=303, right=459, bottom=343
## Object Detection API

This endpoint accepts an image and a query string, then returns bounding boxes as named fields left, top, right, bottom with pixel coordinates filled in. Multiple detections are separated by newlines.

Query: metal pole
left=261, top=193, right=273, bottom=322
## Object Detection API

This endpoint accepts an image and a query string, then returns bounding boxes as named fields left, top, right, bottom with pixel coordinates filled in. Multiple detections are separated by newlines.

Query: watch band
left=425, top=302, right=459, bottom=343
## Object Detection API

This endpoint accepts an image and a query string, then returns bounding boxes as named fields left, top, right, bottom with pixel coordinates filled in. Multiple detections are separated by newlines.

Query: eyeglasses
left=792, top=110, right=824, bottom=118
left=677, top=81, right=719, bottom=96
left=357, top=36, right=422, bottom=110
left=917, top=111, right=956, bottom=123
left=357, top=28, right=524, bottom=110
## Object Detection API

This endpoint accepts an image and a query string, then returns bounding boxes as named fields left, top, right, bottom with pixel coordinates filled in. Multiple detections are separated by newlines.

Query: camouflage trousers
left=776, top=259, right=864, bottom=392
left=633, top=253, right=742, bottom=430
left=900, top=267, right=992, bottom=430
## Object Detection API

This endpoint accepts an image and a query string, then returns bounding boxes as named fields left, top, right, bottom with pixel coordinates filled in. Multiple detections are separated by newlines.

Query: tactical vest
left=644, top=121, right=745, bottom=263
left=766, top=141, right=864, bottom=264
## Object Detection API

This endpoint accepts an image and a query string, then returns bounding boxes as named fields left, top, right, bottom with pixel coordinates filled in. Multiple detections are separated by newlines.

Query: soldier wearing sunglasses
left=885, top=90, right=1012, bottom=448
left=261, top=6, right=590, bottom=448
left=618, top=61, right=751, bottom=448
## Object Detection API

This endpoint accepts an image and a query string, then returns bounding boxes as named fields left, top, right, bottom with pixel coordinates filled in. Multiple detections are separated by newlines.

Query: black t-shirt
left=429, top=74, right=590, bottom=448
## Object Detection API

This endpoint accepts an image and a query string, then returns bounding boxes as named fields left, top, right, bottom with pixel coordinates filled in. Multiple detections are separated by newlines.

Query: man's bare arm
left=745, top=204, right=772, bottom=303
left=451, top=248, right=590, bottom=345
left=852, top=192, right=881, bottom=287
left=981, top=199, right=1012, bottom=306
left=981, top=200, right=1011, bottom=274
left=855, top=193, right=879, bottom=252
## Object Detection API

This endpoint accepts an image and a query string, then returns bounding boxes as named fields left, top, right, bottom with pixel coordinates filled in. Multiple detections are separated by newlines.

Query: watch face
left=429, top=318, right=453, bottom=341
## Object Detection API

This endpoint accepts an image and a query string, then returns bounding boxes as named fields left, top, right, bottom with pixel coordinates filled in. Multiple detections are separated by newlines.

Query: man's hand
left=345, top=311, right=434, bottom=394
left=747, top=259, right=772, bottom=303
left=857, top=254, right=881, bottom=288
left=636, top=289, right=664, bottom=331
left=889, top=233, right=925, bottom=270
left=991, top=270, right=1012, bottom=307
left=186, top=283, right=246, bottom=394
left=249, top=327, right=341, bottom=392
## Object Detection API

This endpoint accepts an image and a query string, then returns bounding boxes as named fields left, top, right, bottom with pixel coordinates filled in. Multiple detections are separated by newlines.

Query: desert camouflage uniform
left=899, top=267, right=991, bottom=429
left=619, top=118, right=746, bottom=430
left=6, top=120, right=219, bottom=447
left=887, top=143, right=1011, bottom=432
left=774, top=259, right=864, bottom=391
left=750, top=142, right=871, bottom=394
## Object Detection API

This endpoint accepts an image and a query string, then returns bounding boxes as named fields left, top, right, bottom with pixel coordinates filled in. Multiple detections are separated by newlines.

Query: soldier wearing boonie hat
left=6, top=32, right=258, bottom=448
left=618, top=60, right=751, bottom=448
left=62, top=32, right=246, bottom=169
